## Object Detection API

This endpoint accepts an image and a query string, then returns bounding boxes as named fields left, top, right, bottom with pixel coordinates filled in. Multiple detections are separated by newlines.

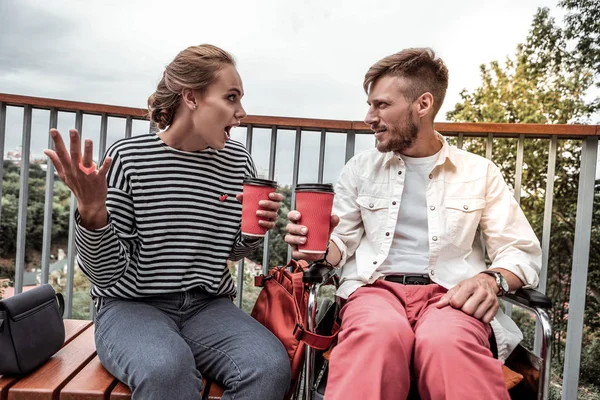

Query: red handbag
left=251, top=259, right=338, bottom=399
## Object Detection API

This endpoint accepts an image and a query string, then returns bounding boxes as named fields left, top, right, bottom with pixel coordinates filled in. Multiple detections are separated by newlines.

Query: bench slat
left=8, top=325, right=96, bottom=400
left=107, top=378, right=225, bottom=399
left=1, top=319, right=92, bottom=400
left=63, top=320, right=93, bottom=346
left=109, top=382, right=130, bottom=400
left=203, top=380, right=225, bottom=399
left=60, top=357, right=117, bottom=400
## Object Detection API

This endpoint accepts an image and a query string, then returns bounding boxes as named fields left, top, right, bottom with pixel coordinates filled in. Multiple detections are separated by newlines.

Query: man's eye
left=228, top=95, right=236, bottom=102
left=378, top=103, right=388, bottom=109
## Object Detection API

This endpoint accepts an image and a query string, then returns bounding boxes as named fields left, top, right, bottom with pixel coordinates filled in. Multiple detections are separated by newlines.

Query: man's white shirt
left=329, top=134, right=541, bottom=362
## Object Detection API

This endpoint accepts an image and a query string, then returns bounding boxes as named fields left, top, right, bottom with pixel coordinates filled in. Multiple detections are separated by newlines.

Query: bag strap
left=293, top=322, right=340, bottom=350
left=56, top=293, right=65, bottom=317
left=291, top=272, right=306, bottom=315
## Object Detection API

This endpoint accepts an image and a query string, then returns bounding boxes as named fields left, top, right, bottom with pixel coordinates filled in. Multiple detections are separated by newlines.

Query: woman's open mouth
left=224, top=125, right=233, bottom=141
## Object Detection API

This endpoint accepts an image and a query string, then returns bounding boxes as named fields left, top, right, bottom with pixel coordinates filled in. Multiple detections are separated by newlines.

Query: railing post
left=64, top=111, right=83, bottom=318
left=235, top=124, right=254, bottom=307
left=261, top=126, right=278, bottom=274
left=98, top=113, right=108, bottom=159
left=345, top=130, right=356, bottom=163
left=562, top=136, right=598, bottom=400
left=318, top=129, right=326, bottom=183
left=14, top=106, right=33, bottom=294
left=0, top=102, right=6, bottom=222
left=534, top=136, right=557, bottom=355
left=513, top=134, right=524, bottom=203
left=287, top=127, right=302, bottom=262
left=41, top=109, right=58, bottom=285
left=126, top=116, right=133, bottom=138
left=485, top=132, right=493, bottom=160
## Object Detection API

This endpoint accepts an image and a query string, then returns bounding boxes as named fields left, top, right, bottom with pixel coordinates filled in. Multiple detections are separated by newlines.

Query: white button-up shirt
left=329, top=135, right=541, bottom=362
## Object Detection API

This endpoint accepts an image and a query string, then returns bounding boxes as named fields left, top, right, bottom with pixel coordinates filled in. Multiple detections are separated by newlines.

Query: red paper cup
left=295, top=183, right=335, bottom=253
left=241, top=177, right=278, bottom=237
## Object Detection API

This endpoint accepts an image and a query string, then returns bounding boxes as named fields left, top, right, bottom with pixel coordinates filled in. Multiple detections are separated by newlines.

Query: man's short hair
left=363, top=48, right=449, bottom=119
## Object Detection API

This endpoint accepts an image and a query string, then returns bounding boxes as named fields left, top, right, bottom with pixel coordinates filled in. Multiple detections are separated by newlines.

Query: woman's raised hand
left=44, top=128, right=112, bottom=228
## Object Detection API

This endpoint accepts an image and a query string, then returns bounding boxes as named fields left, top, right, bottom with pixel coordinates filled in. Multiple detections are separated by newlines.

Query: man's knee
left=342, top=312, right=413, bottom=351
left=414, top=321, right=490, bottom=359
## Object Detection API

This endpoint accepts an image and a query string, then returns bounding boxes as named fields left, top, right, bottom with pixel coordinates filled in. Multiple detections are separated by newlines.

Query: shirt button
left=463, top=205, right=469, bottom=210
left=385, top=232, right=390, bottom=236
left=429, top=174, right=433, bottom=179
left=430, top=270, right=436, bottom=276
left=432, top=236, right=438, bottom=241
left=430, top=206, right=435, bottom=211
left=398, top=171, right=402, bottom=175
left=373, top=261, right=377, bottom=265
left=392, top=201, right=397, bottom=205
left=369, top=203, right=374, bottom=208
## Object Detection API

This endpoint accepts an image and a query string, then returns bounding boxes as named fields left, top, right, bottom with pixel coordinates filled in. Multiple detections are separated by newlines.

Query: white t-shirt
left=377, top=150, right=441, bottom=276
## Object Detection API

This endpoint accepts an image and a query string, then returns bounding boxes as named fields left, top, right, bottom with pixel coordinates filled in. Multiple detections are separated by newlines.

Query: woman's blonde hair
left=148, top=44, right=235, bottom=129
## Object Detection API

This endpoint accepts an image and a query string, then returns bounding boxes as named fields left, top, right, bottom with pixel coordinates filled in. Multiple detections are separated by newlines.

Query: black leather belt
left=384, top=274, right=431, bottom=285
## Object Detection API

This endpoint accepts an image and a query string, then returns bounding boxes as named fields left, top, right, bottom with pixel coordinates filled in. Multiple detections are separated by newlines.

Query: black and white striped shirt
left=75, top=133, right=260, bottom=299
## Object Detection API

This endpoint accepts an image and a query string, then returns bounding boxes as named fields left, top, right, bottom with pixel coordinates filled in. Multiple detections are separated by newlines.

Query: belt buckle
left=403, top=275, right=429, bottom=285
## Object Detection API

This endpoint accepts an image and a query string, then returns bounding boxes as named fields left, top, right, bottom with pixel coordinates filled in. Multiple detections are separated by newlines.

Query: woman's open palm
left=44, top=129, right=112, bottom=213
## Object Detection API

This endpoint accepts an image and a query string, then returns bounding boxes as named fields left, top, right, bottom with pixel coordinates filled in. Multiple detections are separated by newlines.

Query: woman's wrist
left=78, top=205, right=108, bottom=230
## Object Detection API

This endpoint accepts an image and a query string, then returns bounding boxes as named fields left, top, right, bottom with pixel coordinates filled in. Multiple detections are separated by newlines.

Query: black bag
left=0, top=284, right=65, bottom=375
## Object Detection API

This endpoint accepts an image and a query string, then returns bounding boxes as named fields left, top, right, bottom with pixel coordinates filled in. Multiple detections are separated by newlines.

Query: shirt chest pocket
left=445, top=197, right=486, bottom=250
left=356, top=196, right=390, bottom=242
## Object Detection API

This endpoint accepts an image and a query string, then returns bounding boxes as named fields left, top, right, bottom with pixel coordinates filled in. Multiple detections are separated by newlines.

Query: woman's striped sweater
left=74, top=133, right=260, bottom=299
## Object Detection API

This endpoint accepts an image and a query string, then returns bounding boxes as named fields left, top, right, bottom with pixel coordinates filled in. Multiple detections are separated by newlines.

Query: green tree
left=1, top=161, right=71, bottom=278
left=447, top=5, right=600, bottom=394
left=559, top=0, right=600, bottom=92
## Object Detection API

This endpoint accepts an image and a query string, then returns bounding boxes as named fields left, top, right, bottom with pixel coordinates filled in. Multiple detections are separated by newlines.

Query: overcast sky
left=4, top=0, right=596, bottom=185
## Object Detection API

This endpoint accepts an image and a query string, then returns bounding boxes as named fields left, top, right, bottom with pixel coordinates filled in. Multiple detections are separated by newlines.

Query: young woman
left=45, top=44, right=291, bottom=400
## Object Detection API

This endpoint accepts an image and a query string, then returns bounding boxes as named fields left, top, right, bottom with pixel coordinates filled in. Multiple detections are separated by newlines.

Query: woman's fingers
left=49, top=129, right=73, bottom=170
left=43, top=149, right=65, bottom=180
left=69, top=129, right=82, bottom=172
left=82, top=139, right=94, bottom=168
left=97, top=157, right=112, bottom=176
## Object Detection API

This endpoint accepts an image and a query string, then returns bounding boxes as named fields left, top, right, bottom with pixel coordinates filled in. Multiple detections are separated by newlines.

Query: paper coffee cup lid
left=295, top=183, right=335, bottom=193
left=243, top=176, right=278, bottom=188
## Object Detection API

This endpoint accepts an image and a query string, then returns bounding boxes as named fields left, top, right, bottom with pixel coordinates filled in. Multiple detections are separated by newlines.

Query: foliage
left=1, top=161, right=71, bottom=273
left=559, top=0, right=600, bottom=91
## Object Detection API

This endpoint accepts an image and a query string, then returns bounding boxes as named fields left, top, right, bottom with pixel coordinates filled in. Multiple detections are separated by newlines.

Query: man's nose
left=364, top=107, right=378, bottom=126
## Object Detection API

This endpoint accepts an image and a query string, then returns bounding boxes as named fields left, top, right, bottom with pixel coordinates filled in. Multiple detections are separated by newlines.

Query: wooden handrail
left=1, top=92, right=598, bottom=137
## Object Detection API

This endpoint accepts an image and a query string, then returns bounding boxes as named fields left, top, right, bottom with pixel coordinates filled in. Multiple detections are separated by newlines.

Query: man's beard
left=376, top=115, right=419, bottom=153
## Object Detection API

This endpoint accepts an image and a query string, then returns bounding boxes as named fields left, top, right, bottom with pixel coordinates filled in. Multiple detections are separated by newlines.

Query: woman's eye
left=228, top=95, right=236, bottom=102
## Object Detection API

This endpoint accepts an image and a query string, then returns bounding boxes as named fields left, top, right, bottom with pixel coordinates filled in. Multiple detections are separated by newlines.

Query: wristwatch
left=480, top=270, right=509, bottom=296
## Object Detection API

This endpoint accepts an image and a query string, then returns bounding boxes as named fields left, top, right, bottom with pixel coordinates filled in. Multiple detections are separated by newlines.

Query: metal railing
left=0, top=93, right=598, bottom=399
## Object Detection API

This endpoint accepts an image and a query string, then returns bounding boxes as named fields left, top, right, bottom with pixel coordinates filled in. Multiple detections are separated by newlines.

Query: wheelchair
left=299, top=263, right=553, bottom=400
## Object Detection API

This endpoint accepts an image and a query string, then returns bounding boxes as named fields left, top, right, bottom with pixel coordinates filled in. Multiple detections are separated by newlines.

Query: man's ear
left=416, top=92, right=434, bottom=119
left=181, top=89, right=197, bottom=110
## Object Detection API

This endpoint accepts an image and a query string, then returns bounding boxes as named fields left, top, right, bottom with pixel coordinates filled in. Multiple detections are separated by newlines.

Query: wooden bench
left=0, top=320, right=225, bottom=400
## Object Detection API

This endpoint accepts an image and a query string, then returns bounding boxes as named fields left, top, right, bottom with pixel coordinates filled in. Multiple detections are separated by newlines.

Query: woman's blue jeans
left=94, top=288, right=291, bottom=400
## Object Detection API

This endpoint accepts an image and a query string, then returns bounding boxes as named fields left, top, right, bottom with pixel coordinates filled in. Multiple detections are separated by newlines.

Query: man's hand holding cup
left=285, top=183, right=340, bottom=264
